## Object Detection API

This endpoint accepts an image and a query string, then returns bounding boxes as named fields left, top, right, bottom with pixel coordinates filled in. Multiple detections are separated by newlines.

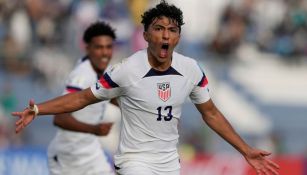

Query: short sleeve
left=91, top=62, right=125, bottom=100
left=189, top=63, right=210, bottom=104
left=64, top=73, right=88, bottom=94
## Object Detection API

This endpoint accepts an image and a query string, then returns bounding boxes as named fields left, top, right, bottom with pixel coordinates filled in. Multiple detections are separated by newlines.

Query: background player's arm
left=195, top=100, right=279, bottom=175
left=110, top=98, right=119, bottom=106
left=53, top=113, right=112, bottom=136
left=53, top=97, right=118, bottom=135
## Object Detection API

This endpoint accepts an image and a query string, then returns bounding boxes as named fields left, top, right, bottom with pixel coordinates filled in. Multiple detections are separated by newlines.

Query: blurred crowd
left=0, top=0, right=152, bottom=150
left=0, top=0, right=306, bottom=154
left=210, top=0, right=307, bottom=60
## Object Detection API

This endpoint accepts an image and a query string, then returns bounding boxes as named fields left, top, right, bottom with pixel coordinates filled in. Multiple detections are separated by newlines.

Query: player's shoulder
left=173, top=52, right=207, bottom=85
left=71, top=58, right=94, bottom=77
left=106, top=49, right=147, bottom=78
left=174, top=51, right=199, bottom=65
left=124, top=49, right=147, bottom=67
left=173, top=52, right=200, bottom=74
left=104, top=50, right=148, bottom=87
left=67, top=58, right=96, bottom=86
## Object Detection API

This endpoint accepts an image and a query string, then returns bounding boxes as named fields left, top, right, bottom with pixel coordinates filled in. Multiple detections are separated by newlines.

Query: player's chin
left=98, top=63, right=109, bottom=71
left=156, top=57, right=169, bottom=64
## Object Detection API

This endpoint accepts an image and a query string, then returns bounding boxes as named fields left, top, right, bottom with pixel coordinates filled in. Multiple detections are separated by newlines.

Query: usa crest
left=157, top=82, right=171, bottom=102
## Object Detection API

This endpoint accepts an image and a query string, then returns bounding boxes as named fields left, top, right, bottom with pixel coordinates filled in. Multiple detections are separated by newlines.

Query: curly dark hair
left=141, top=0, right=184, bottom=32
left=83, top=21, right=116, bottom=44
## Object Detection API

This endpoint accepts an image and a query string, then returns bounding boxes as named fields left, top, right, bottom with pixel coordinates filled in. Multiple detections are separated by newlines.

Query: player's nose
left=162, top=30, right=170, bottom=40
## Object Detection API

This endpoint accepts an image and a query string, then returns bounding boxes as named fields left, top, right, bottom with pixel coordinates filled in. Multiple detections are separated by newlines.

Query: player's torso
left=122, top=50, right=194, bottom=117
left=124, top=71, right=192, bottom=121
left=69, top=59, right=107, bottom=124
left=116, top=51, right=195, bottom=155
left=49, top=58, right=106, bottom=156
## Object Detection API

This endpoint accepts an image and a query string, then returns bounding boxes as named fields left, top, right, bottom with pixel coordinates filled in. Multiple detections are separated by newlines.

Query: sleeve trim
left=98, top=73, right=119, bottom=89
left=197, top=73, right=208, bottom=87
left=66, top=86, right=82, bottom=93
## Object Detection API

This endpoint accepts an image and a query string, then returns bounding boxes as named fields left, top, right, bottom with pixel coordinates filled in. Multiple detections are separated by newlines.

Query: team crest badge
left=157, top=82, right=171, bottom=102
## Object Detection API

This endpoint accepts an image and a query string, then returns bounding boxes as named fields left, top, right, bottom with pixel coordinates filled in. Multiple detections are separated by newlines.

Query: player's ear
left=85, top=44, right=90, bottom=52
left=143, top=31, right=149, bottom=42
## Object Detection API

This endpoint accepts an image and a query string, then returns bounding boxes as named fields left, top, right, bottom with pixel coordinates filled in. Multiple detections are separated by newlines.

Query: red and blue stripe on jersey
left=98, top=73, right=119, bottom=89
left=197, top=73, right=208, bottom=87
left=66, top=86, right=83, bottom=93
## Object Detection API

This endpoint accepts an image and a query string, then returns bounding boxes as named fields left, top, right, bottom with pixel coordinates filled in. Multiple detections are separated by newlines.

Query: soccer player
left=47, top=21, right=116, bottom=175
left=12, top=1, right=279, bottom=175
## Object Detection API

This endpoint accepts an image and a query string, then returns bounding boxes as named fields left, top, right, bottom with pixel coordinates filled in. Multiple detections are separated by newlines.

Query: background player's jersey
left=91, top=49, right=210, bottom=171
left=48, top=58, right=108, bottom=168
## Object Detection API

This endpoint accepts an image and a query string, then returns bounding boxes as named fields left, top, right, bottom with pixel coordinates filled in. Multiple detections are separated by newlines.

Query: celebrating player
left=47, top=21, right=116, bottom=175
left=13, top=1, right=279, bottom=175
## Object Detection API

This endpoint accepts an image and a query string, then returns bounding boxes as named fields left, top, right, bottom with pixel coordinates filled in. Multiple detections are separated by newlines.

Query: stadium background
left=0, top=0, right=306, bottom=174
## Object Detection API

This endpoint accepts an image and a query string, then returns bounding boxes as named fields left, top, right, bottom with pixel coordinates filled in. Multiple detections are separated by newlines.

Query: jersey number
left=157, top=106, right=173, bottom=121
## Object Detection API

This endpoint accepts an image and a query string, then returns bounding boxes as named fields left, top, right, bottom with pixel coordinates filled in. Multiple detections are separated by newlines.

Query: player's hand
left=11, top=99, right=38, bottom=133
left=245, top=148, right=279, bottom=175
left=93, top=123, right=113, bottom=136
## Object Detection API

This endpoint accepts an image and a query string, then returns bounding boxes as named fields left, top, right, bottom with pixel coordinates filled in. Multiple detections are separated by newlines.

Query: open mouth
left=159, top=43, right=169, bottom=58
left=161, top=43, right=169, bottom=50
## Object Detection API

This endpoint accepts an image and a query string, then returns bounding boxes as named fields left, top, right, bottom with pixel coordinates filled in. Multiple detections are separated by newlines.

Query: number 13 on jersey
left=156, top=106, right=173, bottom=121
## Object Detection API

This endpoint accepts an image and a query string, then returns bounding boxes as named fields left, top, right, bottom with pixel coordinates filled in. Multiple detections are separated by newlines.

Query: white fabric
left=48, top=151, right=114, bottom=175
left=91, top=49, right=210, bottom=172
left=48, top=59, right=113, bottom=174
left=116, top=160, right=180, bottom=175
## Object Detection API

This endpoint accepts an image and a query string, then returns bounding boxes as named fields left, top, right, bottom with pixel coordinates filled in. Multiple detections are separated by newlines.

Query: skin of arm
left=110, top=98, right=119, bottom=106
left=195, top=99, right=280, bottom=175
left=195, top=99, right=251, bottom=156
left=49, top=89, right=115, bottom=136
left=37, top=88, right=100, bottom=115
left=12, top=88, right=112, bottom=133
left=53, top=113, right=112, bottom=136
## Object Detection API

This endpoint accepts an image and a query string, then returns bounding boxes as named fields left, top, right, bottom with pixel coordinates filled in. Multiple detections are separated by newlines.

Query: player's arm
left=12, top=88, right=100, bottom=133
left=37, top=88, right=99, bottom=115
left=195, top=100, right=251, bottom=155
left=53, top=113, right=112, bottom=136
left=13, top=61, right=124, bottom=133
left=53, top=98, right=118, bottom=135
left=110, top=98, right=119, bottom=106
left=195, top=100, right=279, bottom=175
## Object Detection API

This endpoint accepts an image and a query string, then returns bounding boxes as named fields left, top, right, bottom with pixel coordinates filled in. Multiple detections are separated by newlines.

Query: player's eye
left=154, top=27, right=162, bottom=31
left=95, top=45, right=103, bottom=49
left=169, top=28, right=178, bottom=33
left=106, top=45, right=113, bottom=49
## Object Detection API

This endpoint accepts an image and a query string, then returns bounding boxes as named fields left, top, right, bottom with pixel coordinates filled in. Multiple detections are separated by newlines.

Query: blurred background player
left=47, top=21, right=117, bottom=175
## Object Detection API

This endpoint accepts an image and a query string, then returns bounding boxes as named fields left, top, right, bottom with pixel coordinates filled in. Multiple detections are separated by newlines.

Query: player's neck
left=90, top=61, right=104, bottom=75
left=147, top=50, right=172, bottom=71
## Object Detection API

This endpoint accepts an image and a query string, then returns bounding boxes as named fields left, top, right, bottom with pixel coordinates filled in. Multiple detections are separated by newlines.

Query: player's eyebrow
left=153, top=24, right=165, bottom=28
left=152, top=24, right=179, bottom=30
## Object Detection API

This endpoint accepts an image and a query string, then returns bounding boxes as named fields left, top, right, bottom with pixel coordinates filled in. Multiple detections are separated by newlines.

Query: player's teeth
left=101, top=57, right=108, bottom=63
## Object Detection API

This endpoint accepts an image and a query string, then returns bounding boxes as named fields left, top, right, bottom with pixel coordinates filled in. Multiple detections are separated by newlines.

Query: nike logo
left=96, top=83, right=100, bottom=90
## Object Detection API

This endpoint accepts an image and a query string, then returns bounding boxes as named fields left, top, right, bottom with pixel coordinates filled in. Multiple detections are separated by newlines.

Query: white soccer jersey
left=91, top=49, right=210, bottom=172
left=48, top=58, right=113, bottom=175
